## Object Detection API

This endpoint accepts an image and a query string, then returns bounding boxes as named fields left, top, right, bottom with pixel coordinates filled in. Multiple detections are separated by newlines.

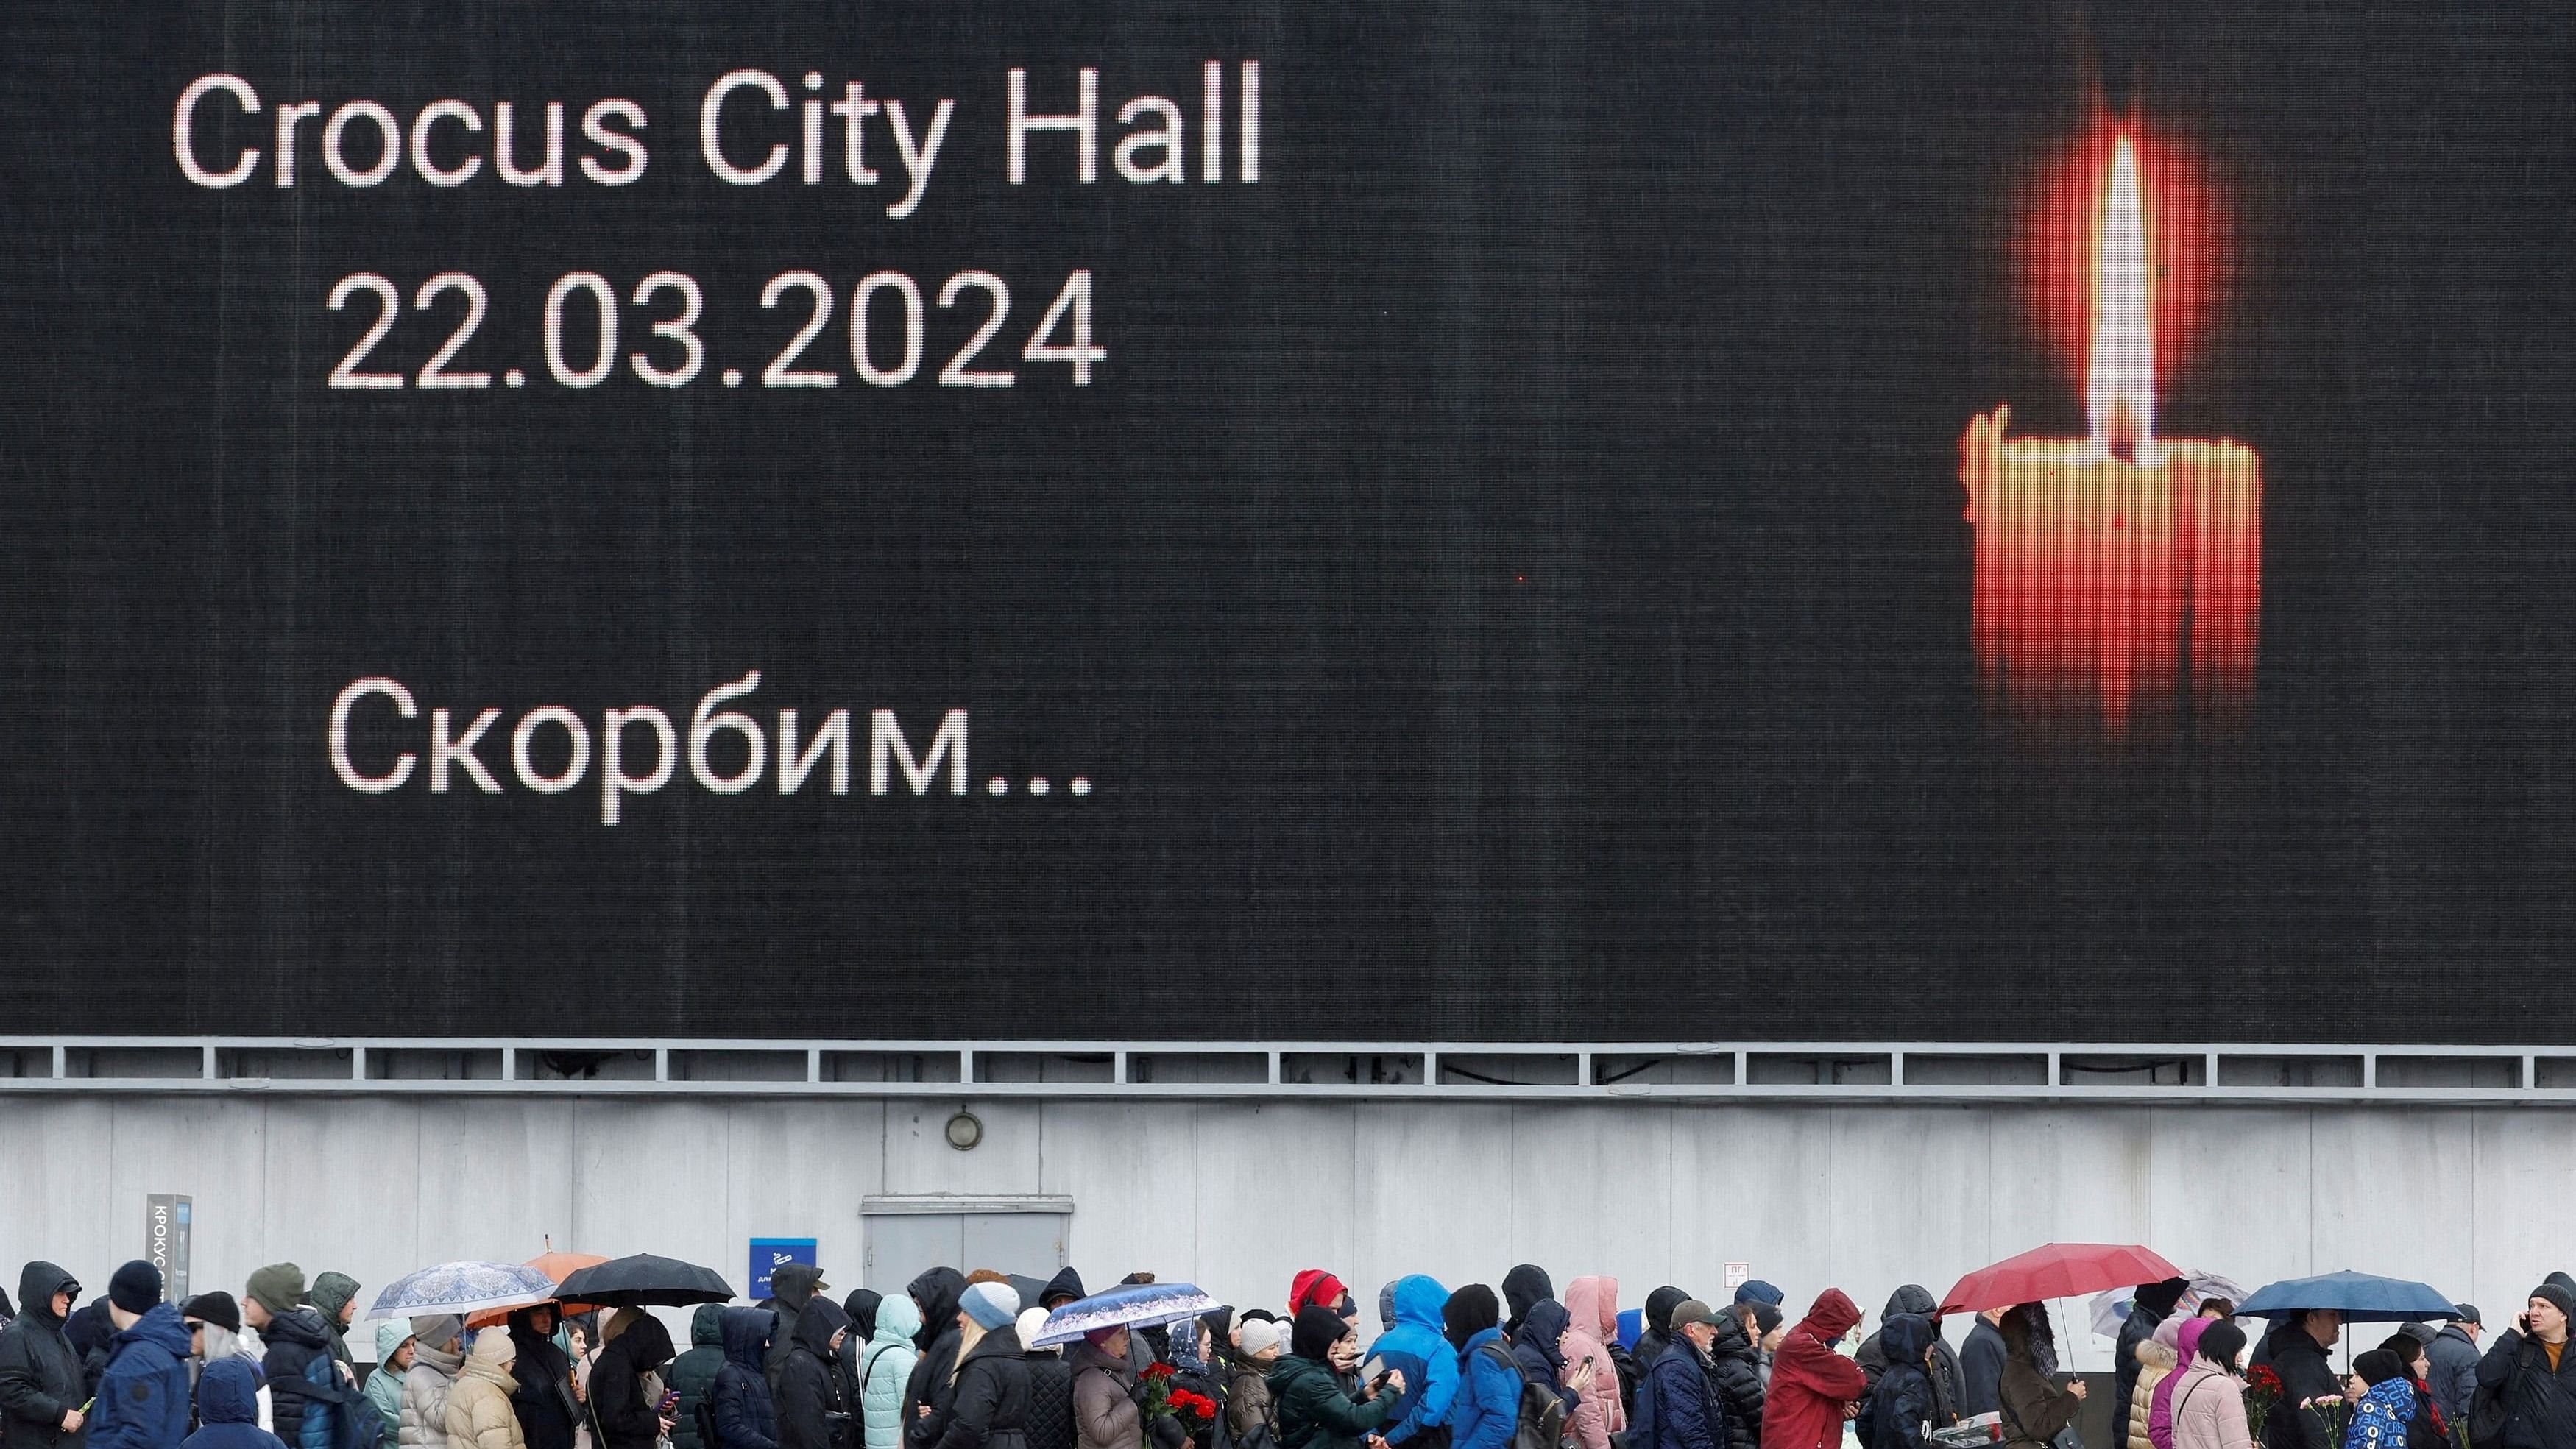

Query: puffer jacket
left=503, top=1311, right=577, bottom=1449
left=89, top=1304, right=196, bottom=1449
left=445, top=1342, right=526, bottom=1449
left=364, top=1323, right=411, bottom=1449
left=1561, top=1281, right=1626, bottom=1449
left=1450, top=1328, right=1520, bottom=1449
left=1703, top=1312, right=1764, bottom=1449
left=2475, top=1326, right=2576, bottom=1449
left=928, top=1328, right=1027, bottom=1449
left=1, top=1262, right=90, bottom=1449
left=1855, top=1290, right=1958, bottom=1430
left=1855, top=1317, right=1936, bottom=1449
left=265, top=1311, right=343, bottom=1449
left=1509, top=1305, right=1582, bottom=1421
left=1018, top=1352, right=1069, bottom=1449
left=859, top=1298, right=922, bottom=1449
left=2128, top=1334, right=2178, bottom=1449
left=404, top=1343, right=467, bottom=1449
left=1265, top=1357, right=1391, bottom=1449
left=713, top=1309, right=781, bottom=1449
left=1362, top=1278, right=1456, bottom=1447
left=1066, top=1344, right=1136, bottom=1449
left=670, top=1308, right=732, bottom=1449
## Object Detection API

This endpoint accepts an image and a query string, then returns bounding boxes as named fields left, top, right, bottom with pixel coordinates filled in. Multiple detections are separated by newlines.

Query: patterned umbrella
left=366, top=1261, right=560, bottom=1320
left=465, top=1252, right=611, bottom=1331
left=1030, top=1282, right=1221, bottom=1347
left=2087, top=1272, right=2249, bottom=1337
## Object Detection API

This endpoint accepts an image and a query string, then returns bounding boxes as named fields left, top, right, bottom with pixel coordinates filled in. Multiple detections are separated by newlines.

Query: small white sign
left=1724, top=1261, right=1751, bottom=1289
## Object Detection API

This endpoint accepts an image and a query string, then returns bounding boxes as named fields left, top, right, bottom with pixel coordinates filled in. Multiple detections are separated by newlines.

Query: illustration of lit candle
left=1960, top=135, right=2259, bottom=744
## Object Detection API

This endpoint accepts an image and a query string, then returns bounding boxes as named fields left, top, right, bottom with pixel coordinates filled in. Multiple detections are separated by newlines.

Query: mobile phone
left=658, top=1392, right=680, bottom=1414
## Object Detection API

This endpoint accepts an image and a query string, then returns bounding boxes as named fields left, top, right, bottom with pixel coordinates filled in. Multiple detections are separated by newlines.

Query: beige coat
left=447, top=1347, right=527, bottom=1449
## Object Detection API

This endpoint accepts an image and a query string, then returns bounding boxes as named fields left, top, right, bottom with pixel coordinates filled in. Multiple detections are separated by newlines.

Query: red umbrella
left=1939, top=1244, right=2184, bottom=1315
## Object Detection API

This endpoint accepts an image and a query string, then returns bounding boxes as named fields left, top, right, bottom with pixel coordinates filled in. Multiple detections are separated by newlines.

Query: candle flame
left=2088, top=136, right=2154, bottom=461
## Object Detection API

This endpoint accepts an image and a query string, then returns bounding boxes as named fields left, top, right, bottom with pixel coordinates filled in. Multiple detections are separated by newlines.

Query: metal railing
left=1, top=1036, right=2571, bottom=1103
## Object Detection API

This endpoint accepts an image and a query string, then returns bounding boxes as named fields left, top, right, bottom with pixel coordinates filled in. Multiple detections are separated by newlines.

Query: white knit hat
left=1016, top=1306, right=1056, bottom=1352
left=1239, top=1318, right=1284, bottom=1358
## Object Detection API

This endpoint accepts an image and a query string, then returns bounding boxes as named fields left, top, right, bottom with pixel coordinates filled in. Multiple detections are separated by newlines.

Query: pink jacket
left=1561, top=1278, right=1627, bottom=1449
left=2168, top=1361, right=2252, bottom=1449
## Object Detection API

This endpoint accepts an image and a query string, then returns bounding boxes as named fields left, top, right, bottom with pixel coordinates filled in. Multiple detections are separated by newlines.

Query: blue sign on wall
left=749, top=1238, right=818, bottom=1300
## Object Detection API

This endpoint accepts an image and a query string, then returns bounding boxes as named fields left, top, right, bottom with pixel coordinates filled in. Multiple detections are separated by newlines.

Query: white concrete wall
left=0, top=1094, right=2554, bottom=1368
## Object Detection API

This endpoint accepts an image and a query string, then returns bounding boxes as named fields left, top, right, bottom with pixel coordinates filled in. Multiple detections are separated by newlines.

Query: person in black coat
left=928, top=1286, right=1027, bottom=1449
left=2249, top=1313, right=2340, bottom=1449
left=715, top=1309, right=782, bottom=1449
left=2113, top=1281, right=2189, bottom=1442
left=1702, top=1305, right=1764, bottom=1449
left=1507, top=1303, right=1582, bottom=1418
left=780, top=1300, right=855, bottom=1449
left=1501, top=1271, right=1554, bottom=1345
left=1014, top=1314, right=1070, bottom=1449
left=1857, top=1289, right=1961, bottom=1431
left=2476, top=1285, right=2576, bottom=1449
left=592, top=1315, right=681, bottom=1449
left=1956, top=1314, right=2006, bottom=1420
left=1855, top=1316, right=1938, bottom=1449
left=902, top=1272, right=970, bottom=1443
left=0, top=1262, right=89, bottom=1449
left=506, top=1306, right=579, bottom=1449
left=1635, top=1289, right=1691, bottom=1375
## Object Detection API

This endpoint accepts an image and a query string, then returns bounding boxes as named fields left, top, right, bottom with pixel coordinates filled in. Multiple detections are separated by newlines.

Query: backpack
left=1478, top=1344, right=1569, bottom=1449
left=1211, top=1367, right=1280, bottom=1449
left=270, top=1356, right=378, bottom=1449
left=2466, top=1345, right=2524, bottom=1449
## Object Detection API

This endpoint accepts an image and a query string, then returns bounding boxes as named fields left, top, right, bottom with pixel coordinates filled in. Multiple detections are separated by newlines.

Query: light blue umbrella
left=2236, top=1271, right=2458, bottom=1324
left=1030, top=1282, right=1220, bottom=1347
left=365, top=1261, right=560, bottom=1320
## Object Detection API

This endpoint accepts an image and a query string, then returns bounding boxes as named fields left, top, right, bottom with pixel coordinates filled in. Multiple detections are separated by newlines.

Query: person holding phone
left=2472, top=1283, right=2576, bottom=1449
left=588, top=1316, right=679, bottom=1449
left=1269, top=1309, right=1401, bottom=1449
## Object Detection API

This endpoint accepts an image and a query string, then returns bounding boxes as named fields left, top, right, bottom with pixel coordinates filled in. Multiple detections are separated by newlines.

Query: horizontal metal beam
left=0, top=1035, right=2566, bottom=1105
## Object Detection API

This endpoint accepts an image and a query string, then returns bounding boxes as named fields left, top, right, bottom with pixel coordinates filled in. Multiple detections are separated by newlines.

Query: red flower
left=2248, top=1367, right=2283, bottom=1395
left=1143, top=1363, right=1176, bottom=1381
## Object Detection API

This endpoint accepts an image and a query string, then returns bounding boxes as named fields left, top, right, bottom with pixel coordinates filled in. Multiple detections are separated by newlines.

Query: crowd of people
left=5, top=1258, right=2576, bottom=1449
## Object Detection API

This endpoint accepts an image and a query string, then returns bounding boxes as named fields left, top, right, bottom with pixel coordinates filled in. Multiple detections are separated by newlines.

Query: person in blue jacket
left=1366, top=1278, right=1458, bottom=1447
left=1631, top=1303, right=1724, bottom=1449
left=1854, top=1316, right=1936, bottom=1449
left=185, top=1360, right=287, bottom=1449
left=90, top=1263, right=194, bottom=1449
left=1443, top=1288, right=1520, bottom=1449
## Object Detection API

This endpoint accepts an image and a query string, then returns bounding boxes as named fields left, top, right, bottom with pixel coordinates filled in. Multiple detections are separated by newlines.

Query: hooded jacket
left=1560, top=1280, right=1626, bottom=1449
left=763, top=1273, right=830, bottom=1395
left=1066, top=1342, right=1136, bottom=1449
left=779, top=1300, right=854, bottom=1449
left=669, top=1308, right=732, bottom=1449
left=590, top=1316, right=679, bottom=1449
left=2149, top=1320, right=2212, bottom=1449
left=1635, top=1292, right=1691, bottom=1384
left=1, top=1261, right=89, bottom=1449
left=1446, top=1325, right=1518, bottom=1449
left=1036, top=1278, right=1085, bottom=1317
left=2165, top=1361, right=2249, bottom=1449
left=1855, top=1290, right=1958, bottom=1430
left=2114, top=1285, right=2188, bottom=1445
left=1509, top=1304, right=1581, bottom=1418
left=1855, top=1317, right=1935, bottom=1449
left=308, top=1281, right=362, bottom=1377
left=1702, top=1312, right=1763, bottom=1449
left=859, top=1298, right=922, bottom=1449
left=712, top=1310, right=779, bottom=1449
left=838, top=1297, right=884, bottom=1420
left=91, top=1303, right=197, bottom=1449
left=447, top=1336, right=527, bottom=1449
left=2474, top=1322, right=2576, bottom=1449
left=1761, top=1294, right=1865, bottom=1449
left=902, top=1273, right=969, bottom=1448
left=1501, top=1273, right=1554, bottom=1345
left=364, top=1324, right=411, bottom=1449
left=1363, top=1278, right=1457, bottom=1447
left=1994, top=1314, right=2078, bottom=1449
left=185, top=1358, right=287, bottom=1449
left=504, top=1310, right=577, bottom=1449
left=263, top=1311, right=342, bottom=1449
left=403, top=1340, right=467, bottom=1449
left=1632, top=1333, right=1721, bottom=1449
left=927, top=1325, right=1025, bottom=1449
left=1265, top=1353, right=1392, bottom=1449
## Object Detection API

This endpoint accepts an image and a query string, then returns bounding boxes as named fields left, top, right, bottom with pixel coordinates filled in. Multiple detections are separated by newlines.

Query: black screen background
left=2, top=1, right=2568, bottom=1041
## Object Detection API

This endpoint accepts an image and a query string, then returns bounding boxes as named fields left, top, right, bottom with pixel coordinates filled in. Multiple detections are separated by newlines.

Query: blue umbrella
left=1031, top=1281, right=1220, bottom=1347
left=366, top=1261, right=561, bottom=1320
left=2235, top=1271, right=2459, bottom=1323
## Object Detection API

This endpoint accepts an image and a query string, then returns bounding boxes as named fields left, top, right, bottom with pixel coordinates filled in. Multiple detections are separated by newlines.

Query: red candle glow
left=1961, top=135, right=2259, bottom=745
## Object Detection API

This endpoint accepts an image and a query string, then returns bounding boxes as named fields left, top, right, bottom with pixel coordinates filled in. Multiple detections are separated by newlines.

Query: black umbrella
left=553, top=1254, right=735, bottom=1308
